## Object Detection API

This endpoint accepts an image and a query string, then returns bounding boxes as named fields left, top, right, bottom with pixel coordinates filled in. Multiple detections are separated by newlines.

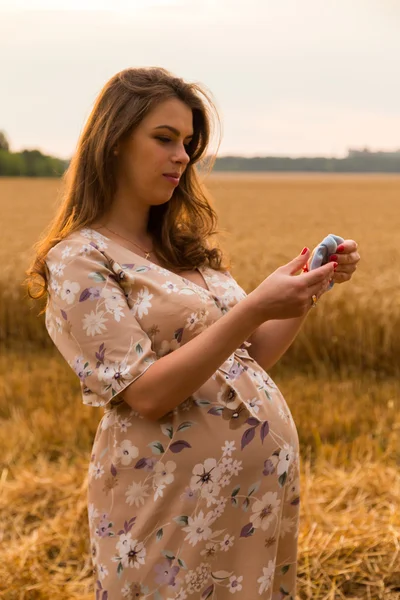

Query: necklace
left=102, top=225, right=154, bottom=260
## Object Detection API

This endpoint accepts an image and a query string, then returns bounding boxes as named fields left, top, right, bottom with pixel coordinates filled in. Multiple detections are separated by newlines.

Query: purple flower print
left=263, top=459, right=276, bottom=476
left=95, top=513, right=113, bottom=538
left=72, top=356, right=91, bottom=381
left=88, top=287, right=101, bottom=300
left=154, top=559, right=180, bottom=586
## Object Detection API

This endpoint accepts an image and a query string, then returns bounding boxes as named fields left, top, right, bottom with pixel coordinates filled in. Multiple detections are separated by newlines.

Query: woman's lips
left=163, top=175, right=180, bottom=186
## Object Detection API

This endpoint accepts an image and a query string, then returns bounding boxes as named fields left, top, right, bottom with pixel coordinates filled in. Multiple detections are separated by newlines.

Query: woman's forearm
left=247, top=312, right=310, bottom=371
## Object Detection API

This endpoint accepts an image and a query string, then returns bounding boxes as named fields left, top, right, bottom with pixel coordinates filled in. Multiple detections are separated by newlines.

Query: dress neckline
left=83, top=227, right=213, bottom=295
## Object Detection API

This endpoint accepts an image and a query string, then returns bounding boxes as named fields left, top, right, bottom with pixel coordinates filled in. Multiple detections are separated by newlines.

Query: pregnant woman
left=27, top=67, right=359, bottom=599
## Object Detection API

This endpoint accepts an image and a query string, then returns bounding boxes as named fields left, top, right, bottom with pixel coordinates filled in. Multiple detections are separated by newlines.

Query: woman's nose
left=173, top=144, right=190, bottom=165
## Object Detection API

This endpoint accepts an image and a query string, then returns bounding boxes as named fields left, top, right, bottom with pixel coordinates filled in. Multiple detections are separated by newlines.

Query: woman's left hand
left=329, top=239, right=360, bottom=283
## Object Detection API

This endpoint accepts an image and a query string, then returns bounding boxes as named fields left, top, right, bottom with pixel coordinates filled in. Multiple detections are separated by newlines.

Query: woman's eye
left=156, top=137, right=191, bottom=154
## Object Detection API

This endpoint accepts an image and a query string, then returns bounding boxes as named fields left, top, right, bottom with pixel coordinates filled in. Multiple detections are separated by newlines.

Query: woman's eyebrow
left=153, top=125, right=193, bottom=140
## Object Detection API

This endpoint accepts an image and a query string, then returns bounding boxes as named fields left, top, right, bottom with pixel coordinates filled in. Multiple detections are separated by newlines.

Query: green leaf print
left=278, top=472, right=288, bottom=487
left=88, top=271, right=106, bottom=281
left=177, top=421, right=195, bottom=432
left=148, top=441, right=165, bottom=455
left=160, top=423, right=173, bottom=439
left=156, top=528, right=163, bottom=542
left=154, top=591, right=164, bottom=600
left=231, top=485, right=240, bottom=497
left=281, top=564, right=290, bottom=575
left=173, top=515, right=189, bottom=527
left=247, top=481, right=261, bottom=496
left=177, top=557, right=188, bottom=569
left=161, top=549, right=175, bottom=560
left=135, top=343, right=143, bottom=355
left=264, top=388, right=272, bottom=401
left=242, top=497, right=250, bottom=511
left=117, top=561, right=123, bottom=574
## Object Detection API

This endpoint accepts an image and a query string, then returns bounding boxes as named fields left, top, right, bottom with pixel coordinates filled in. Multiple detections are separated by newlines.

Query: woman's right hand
left=246, top=248, right=337, bottom=322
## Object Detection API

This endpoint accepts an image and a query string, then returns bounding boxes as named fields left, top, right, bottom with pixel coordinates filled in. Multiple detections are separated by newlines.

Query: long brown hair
left=25, top=66, right=230, bottom=302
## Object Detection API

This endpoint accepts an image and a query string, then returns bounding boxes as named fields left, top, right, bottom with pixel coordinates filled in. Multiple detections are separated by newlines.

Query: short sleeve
left=44, top=241, right=158, bottom=408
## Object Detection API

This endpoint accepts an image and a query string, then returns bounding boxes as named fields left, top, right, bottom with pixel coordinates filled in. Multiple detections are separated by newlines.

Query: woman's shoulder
left=45, top=227, right=108, bottom=265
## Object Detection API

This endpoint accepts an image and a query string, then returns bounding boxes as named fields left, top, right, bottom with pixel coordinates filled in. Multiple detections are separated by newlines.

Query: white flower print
left=50, top=261, right=66, bottom=276
left=162, top=281, right=179, bottom=294
left=97, top=359, right=133, bottom=391
left=90, top=461, right=105, bottom=480
left=277, top=443, right=294, bottom=476
left=101, top=287, right=126, bottom=311
left=118, top=417, right=132, bottom=433
left=219, top=474, right=231, bottom=488
left=82, top=310, right=107, bottom=336
left=213, top=496, right=227, bottom=518
left=182, top=510, right=214, bottom=546
left=190, top=458, right=221, bottom=505
left=280, top=516, right=295, bottom=538
left=220, top=456, right=233, bottom=472
left=88, top=502, right=99, bottom=527
left=221, top=440, right=236, bottom=456
left=278, top=405, right=291, bottom=422
left=97, top=563, right=109, bottom=581
left=125, top=480, right=150, bottom=507
left=220, top=534, right=235, bottom=552
left=251, top=491, right=281, bottom=531
left=186, top=312, right=200, bottom=330
left=50, top=278, right=61, bottom=295
left=61, top=245, right=73, bottom=259
left=114, top=440, right=139, bottom=466
left=228, top=574, right=243, bottom=593
left=185, top=563, right=211, bottom=594
left=257, top=559, right=275, bottom=595
left=153, top=461, right=176, bottom=499
left=230, top=459, right=243, bottom=477
left=79, top=243, right=94, bottom=255
left=116, top=533, right=146, bottom=569
left=80, top=228, right=94, bottom=239
left=248, top=397, right=262, bottom=413
left=132, top=287, right=153, bottom=319
left=61, top=279, right=80, bottom=304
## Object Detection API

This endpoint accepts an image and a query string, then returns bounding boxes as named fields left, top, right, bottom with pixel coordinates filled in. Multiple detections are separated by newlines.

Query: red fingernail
left=302, top=265, right=309, bottom=273
left=336, top=244, right=345, bottom=253
left=329, top=254, right=338, bottom=262
left=301, top=247, right=309, bottom=255
left=333, top=262, right=338, bottom=270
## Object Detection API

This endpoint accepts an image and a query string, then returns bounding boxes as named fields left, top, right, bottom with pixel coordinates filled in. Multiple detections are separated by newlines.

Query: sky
left=0, top=0, right=399, bottom=159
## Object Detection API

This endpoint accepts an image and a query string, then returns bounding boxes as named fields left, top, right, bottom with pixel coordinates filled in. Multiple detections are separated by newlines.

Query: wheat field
left=0, top=174, right=399, bottom=599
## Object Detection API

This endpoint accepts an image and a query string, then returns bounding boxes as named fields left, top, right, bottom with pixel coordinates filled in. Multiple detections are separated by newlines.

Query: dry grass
left=0, top=175, right=399, bottom=599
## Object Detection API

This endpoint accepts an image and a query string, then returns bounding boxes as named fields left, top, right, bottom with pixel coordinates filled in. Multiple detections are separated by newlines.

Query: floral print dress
left=44, top=228, right=300, bottom=600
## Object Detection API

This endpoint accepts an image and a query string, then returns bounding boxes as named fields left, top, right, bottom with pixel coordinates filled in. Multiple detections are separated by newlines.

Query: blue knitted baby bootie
left=309, top=233, right=345, bottom=290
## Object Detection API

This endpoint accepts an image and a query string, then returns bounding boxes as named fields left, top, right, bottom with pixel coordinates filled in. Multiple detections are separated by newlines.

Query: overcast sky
left=0, top=0, right=399, bottom=158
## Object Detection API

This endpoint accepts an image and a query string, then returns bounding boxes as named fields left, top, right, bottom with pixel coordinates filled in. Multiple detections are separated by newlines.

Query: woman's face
left=114, top=97, right=193, bottom=206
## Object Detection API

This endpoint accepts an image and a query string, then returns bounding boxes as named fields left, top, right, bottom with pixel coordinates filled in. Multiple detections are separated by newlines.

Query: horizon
left=1, top=0, right=399, bottom=158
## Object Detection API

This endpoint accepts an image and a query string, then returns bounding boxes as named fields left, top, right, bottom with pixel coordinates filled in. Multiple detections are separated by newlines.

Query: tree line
left=0, top=130, right=399, bottom=176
